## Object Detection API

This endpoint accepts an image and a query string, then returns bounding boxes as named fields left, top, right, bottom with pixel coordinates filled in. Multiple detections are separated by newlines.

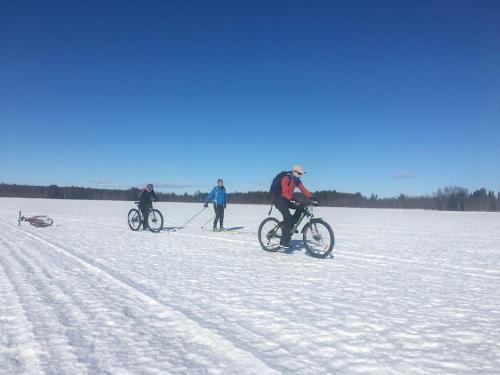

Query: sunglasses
left=294, top=171, right=303, bottom=175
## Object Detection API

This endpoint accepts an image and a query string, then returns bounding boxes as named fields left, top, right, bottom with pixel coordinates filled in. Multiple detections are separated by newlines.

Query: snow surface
left=0, top=197, right=499, bottom=374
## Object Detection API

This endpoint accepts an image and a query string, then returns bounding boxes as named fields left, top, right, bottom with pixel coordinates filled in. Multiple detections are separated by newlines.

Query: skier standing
left=204, top=178, right=227, bottom=231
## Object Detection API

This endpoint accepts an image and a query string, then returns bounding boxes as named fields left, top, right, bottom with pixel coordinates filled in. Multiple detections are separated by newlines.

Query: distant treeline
left=1, top=183, right=499, bottom=212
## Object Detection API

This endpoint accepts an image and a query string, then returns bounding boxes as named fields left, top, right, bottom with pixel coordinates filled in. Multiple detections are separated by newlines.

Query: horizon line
left=1, top=181, right=498, bottom=200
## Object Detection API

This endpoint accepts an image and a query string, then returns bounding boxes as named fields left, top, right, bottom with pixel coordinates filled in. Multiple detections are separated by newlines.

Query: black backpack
left=270, top=171, right=291, bottom=195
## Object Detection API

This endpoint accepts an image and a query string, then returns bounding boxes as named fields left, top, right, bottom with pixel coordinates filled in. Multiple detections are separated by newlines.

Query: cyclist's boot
left=279, top=241, right=292, bottom=249
left=279, top=233, right=292, bottom=249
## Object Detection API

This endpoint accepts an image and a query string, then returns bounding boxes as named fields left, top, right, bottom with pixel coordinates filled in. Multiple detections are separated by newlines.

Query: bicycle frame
left=135, top=202, right=153, bottom=221
left=267, top=203, right=315, bottom=238
left=291, top=204, right=314, bottom=233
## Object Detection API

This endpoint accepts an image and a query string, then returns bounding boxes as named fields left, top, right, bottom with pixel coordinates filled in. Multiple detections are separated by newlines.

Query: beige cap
left=292, top=164, right=305, bottom=174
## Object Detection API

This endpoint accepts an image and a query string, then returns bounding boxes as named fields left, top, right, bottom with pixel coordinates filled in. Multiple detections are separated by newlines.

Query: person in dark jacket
left=139, top=183, right=159, bottom=230
left=204, top=179, right=227, bottom=231
left=272, top=165, right=318, bottom=247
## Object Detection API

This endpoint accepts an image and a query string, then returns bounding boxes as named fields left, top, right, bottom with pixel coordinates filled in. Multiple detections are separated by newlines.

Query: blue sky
left=1, top=0, right=499, bottom=197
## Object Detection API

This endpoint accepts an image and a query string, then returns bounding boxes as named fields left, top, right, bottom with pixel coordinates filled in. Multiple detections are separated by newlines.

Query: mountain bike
left=258, top=202, right=334, bottom=258
left=18, top=211, right=54, bottom=227
left=128, top=202, right=164, bottom=232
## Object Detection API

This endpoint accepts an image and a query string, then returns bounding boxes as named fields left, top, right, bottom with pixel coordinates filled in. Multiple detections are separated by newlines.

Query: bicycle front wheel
left=303, top=219, right=334, bottom=258
left=258, top=217, right=282, bottom=252
left=148, top=209, right=164, bottom=232
left=128, top=209, right=142, bottom=231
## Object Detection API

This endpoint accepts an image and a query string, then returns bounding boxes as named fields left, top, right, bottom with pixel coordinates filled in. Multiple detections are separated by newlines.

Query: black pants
left=213, top=204, right=225, bottom=229
left=139, top=201, right=152, bottom=229
left=273, top=196, right=304, bottom=245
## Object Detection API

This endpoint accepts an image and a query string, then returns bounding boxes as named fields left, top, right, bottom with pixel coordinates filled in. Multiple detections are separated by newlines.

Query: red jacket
left=281, top=175, right=313, bottom=201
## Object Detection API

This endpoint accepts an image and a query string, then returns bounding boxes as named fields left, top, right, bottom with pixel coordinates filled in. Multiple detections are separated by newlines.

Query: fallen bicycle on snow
left=18, top=211, right=54, bottom=227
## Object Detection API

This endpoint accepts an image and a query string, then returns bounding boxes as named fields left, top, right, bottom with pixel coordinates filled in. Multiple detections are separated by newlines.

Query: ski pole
left=268, top=204, right=273, bottom=216
left=201, top=214, right=215, bottom=229
left=179, top=207, right=206, bottom=228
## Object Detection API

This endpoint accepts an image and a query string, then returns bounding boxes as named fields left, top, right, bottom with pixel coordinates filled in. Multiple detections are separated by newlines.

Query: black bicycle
left=128, top=202, right=164, bottom=232
left=18, top=211, right=54, bottom=227
left=258, top=202, right=334, bottom=258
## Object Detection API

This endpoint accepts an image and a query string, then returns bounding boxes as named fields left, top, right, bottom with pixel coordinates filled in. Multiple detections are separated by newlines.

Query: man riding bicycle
left=139, top=183, right=159, bottom=230
left=270, top=165, right=318, bottom=248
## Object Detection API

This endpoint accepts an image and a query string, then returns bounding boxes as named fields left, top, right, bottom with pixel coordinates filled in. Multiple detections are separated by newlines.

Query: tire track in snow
left=172, top=231, right=261, bottom=246
left=164, top=223, right=500, bottom=281
left=0, top=221, right=347, bottom=373
left=0, top=233, right=86, bottom=374
left=4, top=219, right=498, bottom=372
left=10, top=227, right=296, bottom=373
left=0, top=221, right=281, bottom=374
left=35, top=216, right=500, bottom=282
left=47, top=215, right=259, bottom=244
left=174, top=230, right=500, bottom=281
left=0, top=244, right=44, bottom=374
left=337, top=251, right=500, bottom=281
left=1, top=232, right=156, bottom=373
left=177, top=229, right=500, bottom=281
left=0, top=222, right=391, bottom=373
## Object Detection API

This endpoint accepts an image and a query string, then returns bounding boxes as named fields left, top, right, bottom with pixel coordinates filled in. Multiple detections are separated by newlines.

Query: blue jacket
left=205, top=186, right=227, bottom=206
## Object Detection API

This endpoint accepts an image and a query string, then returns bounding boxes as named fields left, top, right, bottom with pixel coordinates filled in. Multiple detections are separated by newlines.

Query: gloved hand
left=290, top=199, right=299, bottom=208
left=204, top=203, right=208, bottom=208
left=311, top=197, right=320, bottom=206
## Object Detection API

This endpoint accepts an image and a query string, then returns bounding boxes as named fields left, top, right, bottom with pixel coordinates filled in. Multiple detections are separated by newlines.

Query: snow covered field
left=1, top=197, right=499, bottom=374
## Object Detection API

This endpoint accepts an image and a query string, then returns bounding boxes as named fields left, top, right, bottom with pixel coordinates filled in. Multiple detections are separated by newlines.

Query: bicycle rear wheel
left=29, top=216, right=53, bottom=227
left=302, top=219, right=334, bottom=258
left=128, top=209, right=142, bottom=231
left=258, top=217, right=282, bottom=252
left=148, top=209, right=164, bottom=232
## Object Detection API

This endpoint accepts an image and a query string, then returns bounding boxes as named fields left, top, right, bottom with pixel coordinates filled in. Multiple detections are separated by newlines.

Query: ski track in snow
left=1, top=198, right=500, bottom=374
